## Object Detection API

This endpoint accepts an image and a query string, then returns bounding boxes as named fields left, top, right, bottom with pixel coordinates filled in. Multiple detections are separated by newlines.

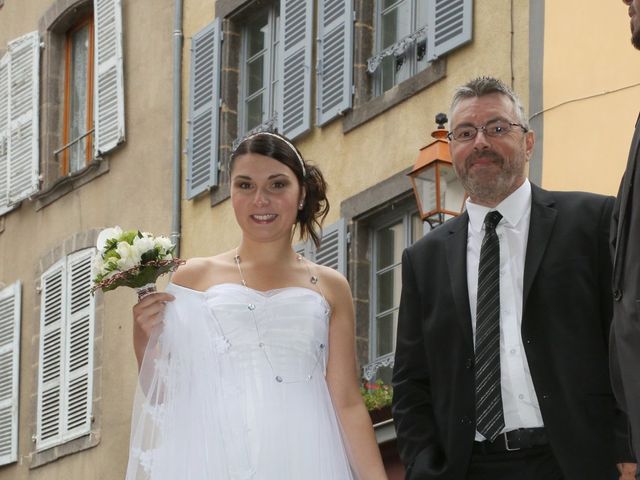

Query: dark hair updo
left=231, top=132, right=329, bottom=249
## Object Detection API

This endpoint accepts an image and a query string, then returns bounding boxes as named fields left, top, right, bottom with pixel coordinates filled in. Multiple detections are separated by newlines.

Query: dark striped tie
left=475, top=210, right=505, bottom=442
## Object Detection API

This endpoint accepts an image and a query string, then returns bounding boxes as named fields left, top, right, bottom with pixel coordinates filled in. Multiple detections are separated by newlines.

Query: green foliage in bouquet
left=360, top=379, right=393, bottom=411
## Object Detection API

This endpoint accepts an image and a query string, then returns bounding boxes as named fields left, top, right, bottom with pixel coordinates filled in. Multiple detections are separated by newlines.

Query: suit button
left=613, top=290, right=623, bottom=301
left=465, top=358, right=473, bottom=369
left=461, top=416, right=471, bottom=425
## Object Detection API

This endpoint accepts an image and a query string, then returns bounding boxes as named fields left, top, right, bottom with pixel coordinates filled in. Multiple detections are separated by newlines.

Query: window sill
left=29, top=431, right=100, bottom=468
left=35, top=158, right=110, bottom=210
left=342, top=59, right=446, bottom=134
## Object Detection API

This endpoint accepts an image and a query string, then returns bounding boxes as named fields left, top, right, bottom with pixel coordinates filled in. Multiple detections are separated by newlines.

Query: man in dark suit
left=610, top=2, right=640, bottom=478
left=392, top=76, right=634, bottom=479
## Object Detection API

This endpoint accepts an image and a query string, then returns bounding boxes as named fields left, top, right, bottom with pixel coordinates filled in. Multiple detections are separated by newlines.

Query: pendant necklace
left=234, top=248, right=326, bottom=384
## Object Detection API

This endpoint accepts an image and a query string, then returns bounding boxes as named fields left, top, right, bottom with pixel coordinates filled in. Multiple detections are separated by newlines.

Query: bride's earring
left=298, top=201, right=304, bottom=210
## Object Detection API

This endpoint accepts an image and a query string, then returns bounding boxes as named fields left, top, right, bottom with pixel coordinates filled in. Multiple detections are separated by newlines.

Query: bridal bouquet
left=92, top=226, right=184, bottom=298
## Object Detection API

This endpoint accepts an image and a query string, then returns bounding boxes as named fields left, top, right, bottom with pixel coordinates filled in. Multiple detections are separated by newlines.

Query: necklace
left=233, top=248, right=326, bottom=384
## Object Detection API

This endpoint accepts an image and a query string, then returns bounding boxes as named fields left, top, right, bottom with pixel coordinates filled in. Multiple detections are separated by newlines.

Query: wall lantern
left=408, top=113, right=465, bottom=227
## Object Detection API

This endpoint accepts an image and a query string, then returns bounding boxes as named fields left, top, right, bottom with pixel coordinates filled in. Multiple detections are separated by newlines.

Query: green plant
left=360, top=379, right=393, bottom=411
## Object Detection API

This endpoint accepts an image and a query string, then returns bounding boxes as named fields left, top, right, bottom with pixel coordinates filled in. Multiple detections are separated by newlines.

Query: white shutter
left=316, top=0, right=353, bottom=126
left=187, top=18, right=221, bottom=199
left=314, top=218, right=347, bottom=275
left=0, top=282, right=21, bottom=465
left=278, top=0, right=313, bottom=139
left=37, top=261, right=66, bottom=450
left=94, top=0, right=125, bottom=154
left=293, top=239, right=314, bottom=261
left=427, top=0, right=473, bottom=61
left=0, top=54, right=10, bottom=214
left=62, top=250, right=94, bottom=441
left=7, top=31, right=39, bottom=205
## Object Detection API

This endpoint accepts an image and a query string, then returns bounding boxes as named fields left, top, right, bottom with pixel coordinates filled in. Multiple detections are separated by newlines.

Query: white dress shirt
left=465, top=179, right=544, bottom=441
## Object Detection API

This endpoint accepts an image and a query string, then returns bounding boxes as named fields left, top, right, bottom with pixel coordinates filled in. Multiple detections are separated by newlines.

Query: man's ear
left=525, top=130, right=535, bottom=160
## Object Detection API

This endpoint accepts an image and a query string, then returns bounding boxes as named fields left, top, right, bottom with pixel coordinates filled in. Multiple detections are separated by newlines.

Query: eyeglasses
left=447, top=120, right=528, bottom=142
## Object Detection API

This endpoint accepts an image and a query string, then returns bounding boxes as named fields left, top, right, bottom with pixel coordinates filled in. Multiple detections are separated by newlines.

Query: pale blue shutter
left=314, top=218, right=347, bottom=275
left=0, top=54, right=9, bottom=213
left=94, top=0, right=125, bottom=154
left=293, top=239, right=314, bottom=261
left=316, top=0, right=353, bottom=126
left=62, top=250, right=94, bottom=441
left=187, top=18, right=221, bottom=199
left=37, top=261, right=65, bottom=450
left=427, top=0, right=473, bottom=61
left=7, top=31, right=39, bottom=205
left=0, top=282, right=21, bottom=465
left=278, top=0, right=313, bottom=139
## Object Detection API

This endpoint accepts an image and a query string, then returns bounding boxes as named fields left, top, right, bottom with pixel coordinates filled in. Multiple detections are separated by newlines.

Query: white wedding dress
left=125, top=282, right=355, bottom=480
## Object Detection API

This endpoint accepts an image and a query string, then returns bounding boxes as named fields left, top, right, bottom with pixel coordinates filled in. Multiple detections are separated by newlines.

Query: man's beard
left=457, top=150, right=522, bottom=205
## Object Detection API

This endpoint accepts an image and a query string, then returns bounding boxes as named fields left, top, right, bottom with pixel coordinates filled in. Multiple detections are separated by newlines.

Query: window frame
left=61, top=15, right=95, bottom=175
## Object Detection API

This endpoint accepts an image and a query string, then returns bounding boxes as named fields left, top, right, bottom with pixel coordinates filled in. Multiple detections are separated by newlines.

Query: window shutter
left=278, top=0, right=313, bottom=139
left=314, top=218, right=347, bottom=275
left=37, top=261, right=66, bottom=450
left=0, top=54, right=9, bottom=213
left=62, top=250, right=94, bottom=441
left=94, top=0, right=125, bottom=154
left=316, top=0, right=353, bottom=126
left=187, top=18, right=221, bottom=199
left=7, top=31, right=39, bottom=205
left=427, top=0, right=473, bottom=61
left=293, top=239, right=314, bottom=261
left=0, top=282, right=21, bottom=465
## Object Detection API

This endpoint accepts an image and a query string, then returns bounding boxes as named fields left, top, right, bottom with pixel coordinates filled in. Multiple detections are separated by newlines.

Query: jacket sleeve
left=392, top=248, right=447, bottom=479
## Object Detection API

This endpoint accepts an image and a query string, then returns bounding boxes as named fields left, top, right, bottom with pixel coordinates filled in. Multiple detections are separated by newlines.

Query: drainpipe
left=171, top=0, right=183, bottom=256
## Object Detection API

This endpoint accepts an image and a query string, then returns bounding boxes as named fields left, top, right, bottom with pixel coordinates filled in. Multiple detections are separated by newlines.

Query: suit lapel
left=613, top=116, right=640, bottom=279
left=445, top=212, right=474, bottom=348
left=523, top=185, right=557, bottom=309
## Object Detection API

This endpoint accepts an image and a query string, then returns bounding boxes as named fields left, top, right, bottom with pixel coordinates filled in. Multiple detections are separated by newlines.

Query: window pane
left=375, top=221, right=404, bottom=270
left=246, top=11, right=268, bottom=58
left=381, top=2, right=411, bottom=48
left=247, top=56, right=265, bottom=96
left=246, top=95, right=264, bottom=132
left=416, top=0, right=428, bottom=29
left=376, top=311, right=398, bottom=357
left=376, top=267, right=401, bottom=314
left=68, top=23, right=90, bottom=173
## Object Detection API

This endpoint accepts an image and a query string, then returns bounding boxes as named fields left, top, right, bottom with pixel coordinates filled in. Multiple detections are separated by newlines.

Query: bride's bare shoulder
left=172, top=253, right=232, bottom=290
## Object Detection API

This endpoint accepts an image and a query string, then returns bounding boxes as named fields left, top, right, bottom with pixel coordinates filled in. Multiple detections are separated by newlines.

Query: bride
left=125, top=132, right=388, bottom=479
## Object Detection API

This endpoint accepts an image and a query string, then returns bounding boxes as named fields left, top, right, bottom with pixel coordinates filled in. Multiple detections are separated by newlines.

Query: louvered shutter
left=37, top=261, right=66, bottom=450
left=187, top=18, right=221, bottom=199
left=0, top=54, right=9, bottom=213
left=94, top=0, right=125, bottom=154
left=0, top=282, right=21, bottom=465
left=62, top=250, right=94, bottom=441
left=427, top=0, right=473, bottom=61
left=278, top=0, right=313, bottom=139
left=316, top=0, right=353, bottom=126
left=314, top=218, right=347, bottom=275
left=7, top=31, right=39, bottom=205
left=293, top=239, right=314, bottom=261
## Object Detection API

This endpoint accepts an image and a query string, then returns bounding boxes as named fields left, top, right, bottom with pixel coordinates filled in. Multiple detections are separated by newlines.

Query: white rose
left=116, top=241, right=141, bottom=271
left=133, top=235, right=156, bottom=258
left=154, top=236, right=173, bottom=255
left=97, top=226, right=123, bottom=252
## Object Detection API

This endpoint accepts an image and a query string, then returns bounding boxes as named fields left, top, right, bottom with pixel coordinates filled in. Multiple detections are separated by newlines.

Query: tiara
left=237, top=131, right=306, bottom=177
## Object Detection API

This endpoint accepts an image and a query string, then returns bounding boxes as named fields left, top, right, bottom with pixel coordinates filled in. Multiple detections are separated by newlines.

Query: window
left=61, top=16, right=94, bottom=175
left=375, top=0, right=429, bottom=93
left=367, top=208, right=424, bottom=383
left=36, top=249, right=95, bottom=451
left=0, top=282, right=21, bottom=466
left=240, top=5, right=280, bottom=134
left=188, top=0, right=351, bottom=201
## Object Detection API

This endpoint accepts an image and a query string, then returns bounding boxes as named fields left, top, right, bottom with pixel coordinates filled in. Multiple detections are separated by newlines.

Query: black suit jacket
left=392, top=184, right=630, bottom=480
left=610, top=114, right=640, bottom=461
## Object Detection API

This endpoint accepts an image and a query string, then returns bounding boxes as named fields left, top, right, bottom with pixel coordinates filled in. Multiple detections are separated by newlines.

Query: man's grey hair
left=449, top=76, right=529, bottom=129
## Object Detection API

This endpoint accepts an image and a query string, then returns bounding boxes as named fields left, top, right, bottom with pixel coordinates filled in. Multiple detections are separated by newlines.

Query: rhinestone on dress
left=248, top=304, right=256, bottom=311
left=310, top=276, right=318, bottom=284
left=275, top=376, right=283, bottom=383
